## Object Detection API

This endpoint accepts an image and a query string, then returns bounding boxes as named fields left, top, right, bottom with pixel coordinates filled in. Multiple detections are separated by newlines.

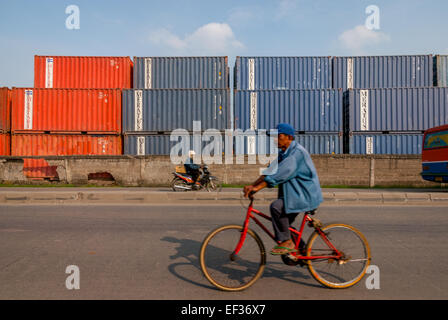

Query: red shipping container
left=11, top=88, right=122, bottom=134
left=11, top=134, right=122, bottom=156
left=34, top=56, right=133, bottom=89
left=0, top=87, right=11, bottom=133
left=0, top=133, right=11, bottom=155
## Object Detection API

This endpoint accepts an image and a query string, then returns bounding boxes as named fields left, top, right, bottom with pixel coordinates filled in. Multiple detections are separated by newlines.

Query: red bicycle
left=199, top=194, right=371, bottom=291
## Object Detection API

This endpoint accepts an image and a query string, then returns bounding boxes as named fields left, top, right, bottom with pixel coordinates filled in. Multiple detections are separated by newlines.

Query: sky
left=0, top=0, right=447, bottom=87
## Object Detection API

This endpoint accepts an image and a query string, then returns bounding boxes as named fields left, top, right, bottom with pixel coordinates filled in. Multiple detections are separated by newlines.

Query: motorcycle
left=171, top=165, right=222, bottom=192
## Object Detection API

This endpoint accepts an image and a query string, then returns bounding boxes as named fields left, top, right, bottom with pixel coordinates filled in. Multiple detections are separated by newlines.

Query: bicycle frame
left=233, top=198, right=342, bottom=261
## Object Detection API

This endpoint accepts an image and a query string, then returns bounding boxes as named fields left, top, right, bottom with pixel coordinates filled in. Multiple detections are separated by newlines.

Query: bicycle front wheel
left=306, top=223, right=371, bottom=289
left=199, top=225, right=266, bottom=291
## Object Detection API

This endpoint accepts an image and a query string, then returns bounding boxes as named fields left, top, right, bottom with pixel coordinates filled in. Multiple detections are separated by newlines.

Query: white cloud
left=149, top=23, right=244, bottom=55
left=149, top=28, right=186, bottom=51
left=338, top=25, right=391, bottom=54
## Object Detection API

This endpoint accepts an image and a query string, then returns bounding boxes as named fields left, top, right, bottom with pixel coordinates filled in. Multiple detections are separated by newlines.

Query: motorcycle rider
left=184, top=150, right=202, bottom=188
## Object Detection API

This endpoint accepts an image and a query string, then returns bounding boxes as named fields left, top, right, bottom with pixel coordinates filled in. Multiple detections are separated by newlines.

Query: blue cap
left=268, top=123, right=295, bottom=137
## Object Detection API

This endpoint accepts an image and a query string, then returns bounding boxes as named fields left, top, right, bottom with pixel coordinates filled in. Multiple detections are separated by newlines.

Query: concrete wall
left=0, top=155, right=438, bottom=187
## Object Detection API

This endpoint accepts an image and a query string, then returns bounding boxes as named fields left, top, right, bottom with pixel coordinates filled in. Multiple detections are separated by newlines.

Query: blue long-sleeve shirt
left=263, top=140, right=323, bottom=214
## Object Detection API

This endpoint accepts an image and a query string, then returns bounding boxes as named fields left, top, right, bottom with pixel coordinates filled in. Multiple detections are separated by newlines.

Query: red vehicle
left=421, top=124, right=448, bottom=183
left=199, top=194, right=371, bottom=291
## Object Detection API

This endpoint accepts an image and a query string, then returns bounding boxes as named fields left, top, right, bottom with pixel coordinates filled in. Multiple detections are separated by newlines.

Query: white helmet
left=188, top=150, right=196, bottom=158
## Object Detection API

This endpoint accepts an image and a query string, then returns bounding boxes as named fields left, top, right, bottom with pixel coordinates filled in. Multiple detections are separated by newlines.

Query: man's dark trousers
left=270, top=198, right=306, bottom=249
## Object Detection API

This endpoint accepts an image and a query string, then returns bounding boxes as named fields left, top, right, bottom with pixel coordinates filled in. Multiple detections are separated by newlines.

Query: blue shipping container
left=344, top=87, right=448, bottom=132
left=234, top=56, right=332, bottom=90
left=122, top=89, right=231, bottom=132
left=333, top=55, right=433, bottom=90
left=133, top=57, right=229, bottom=89
left=234, top=132, right=343, bottom=155
left=124, top=133, right=225, bottom=156
left=234, top=89, right=343, bottom=132
left=346, top=133, right=423, bottom=154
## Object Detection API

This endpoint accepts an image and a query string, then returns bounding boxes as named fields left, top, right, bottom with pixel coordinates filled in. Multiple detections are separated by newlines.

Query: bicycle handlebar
left=240, top=190, right=255, bottom=208
left=248, top=191, right=255, bottom=201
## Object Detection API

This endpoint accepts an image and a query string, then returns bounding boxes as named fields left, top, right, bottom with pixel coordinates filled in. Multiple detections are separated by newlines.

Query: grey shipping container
left=234, top=132, right=343, bottom=155
left=122, top=89, right=231, bottom=132
left=234, top=89, right=343, bottom=132
left=124, top=133, right=219, bottom=156
left=345, top=132, right=423, bottom=154
left=234, top=56, right=332, bottom=90
left=333, top=55, right=433, bottom=90
left=434, top=55, right=448, bottom=87
left=124, top=132, right=231, bottom=156
left=344, top=87, right=448, bottom=132
left=133, top=57, right=229, bottom=89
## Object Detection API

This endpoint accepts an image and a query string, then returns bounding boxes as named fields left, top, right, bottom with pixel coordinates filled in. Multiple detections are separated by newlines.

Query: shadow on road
left=161, top=236, right=321, bottom=291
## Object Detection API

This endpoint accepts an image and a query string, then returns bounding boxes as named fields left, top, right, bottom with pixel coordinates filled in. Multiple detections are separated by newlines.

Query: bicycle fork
left=230, top=208, right=252, bottom=261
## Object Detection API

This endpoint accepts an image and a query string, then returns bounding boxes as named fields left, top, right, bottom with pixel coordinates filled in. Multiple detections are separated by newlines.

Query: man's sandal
left=270, top=245, right=298, bottom=255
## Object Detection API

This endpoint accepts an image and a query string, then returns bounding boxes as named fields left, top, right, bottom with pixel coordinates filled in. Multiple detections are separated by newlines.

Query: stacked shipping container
left=234, top=56, right=332, bottom=90
left=434, top=55, right=448, bottom=87
left=0, top=88, right=11, bottom=155
left=133, top=57, right=229, bottom=89
left=343, top=87, right=447, bottom=132
left=337, top=55, right=442, bottom=155
left=34, top=56, right=133, bottom=89
left=122, top=89, right=230, bottom=132
left=12, top=134, right=122, bottom=156
left=234, top=89, right=343, bottom=132
left=233, top=56, right=342, bottom=155
left=13, top=56, right=132, bottom=156
left=1, top=53, right=447, bottom=162
left=11, top=56, right=133, bottom=179
left=124, top=57, right=231, bottom=155
left=11, top=88, right=122, bottom=134
left=333, top=55, right=433, bottom=90
left=10, top=88, right=124, bottom=157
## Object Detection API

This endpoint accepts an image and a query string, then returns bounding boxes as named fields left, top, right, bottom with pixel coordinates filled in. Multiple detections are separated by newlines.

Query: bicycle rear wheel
left=306, top=223, right=371, bottom=289
left=199, top=225, right=266, bottom=291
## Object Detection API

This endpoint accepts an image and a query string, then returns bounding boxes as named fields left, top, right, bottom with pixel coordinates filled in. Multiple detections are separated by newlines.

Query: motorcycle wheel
left=171, top=177, right=190, bottom=192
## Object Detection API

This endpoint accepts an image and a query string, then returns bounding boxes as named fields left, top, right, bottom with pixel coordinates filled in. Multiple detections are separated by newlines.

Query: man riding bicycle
left=243, top=123, right=323, bottom=255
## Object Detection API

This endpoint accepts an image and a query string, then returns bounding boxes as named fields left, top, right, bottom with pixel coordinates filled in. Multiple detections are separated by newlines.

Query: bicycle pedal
left=287, top=254, right=307, bottom=267
left=286, top=253, right=299, bottom=261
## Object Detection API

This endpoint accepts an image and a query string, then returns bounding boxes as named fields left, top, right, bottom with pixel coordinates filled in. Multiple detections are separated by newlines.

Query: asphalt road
left=0, top=203, right=447, bottom=300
